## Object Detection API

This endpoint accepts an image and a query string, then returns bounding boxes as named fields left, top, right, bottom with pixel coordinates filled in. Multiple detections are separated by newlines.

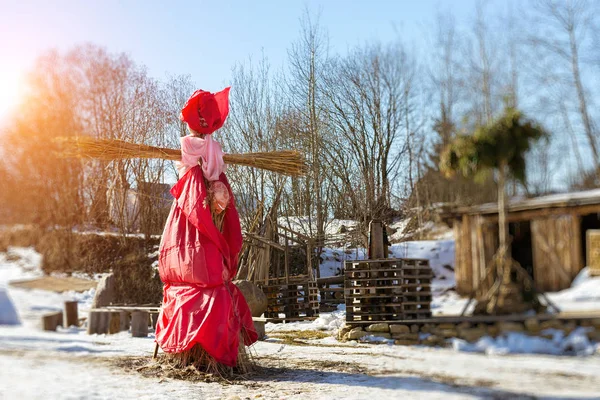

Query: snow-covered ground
left=2, top=245, right=600, bottom=399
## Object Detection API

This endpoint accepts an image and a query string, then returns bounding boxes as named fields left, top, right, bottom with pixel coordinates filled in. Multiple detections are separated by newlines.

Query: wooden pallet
left=345, top=258, right=433, bottom=322
left=262, top=279, right=319, bottom=322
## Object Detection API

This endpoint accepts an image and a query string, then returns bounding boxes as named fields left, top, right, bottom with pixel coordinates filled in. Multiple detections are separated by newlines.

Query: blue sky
left=0, top=0, right=493, bottom=97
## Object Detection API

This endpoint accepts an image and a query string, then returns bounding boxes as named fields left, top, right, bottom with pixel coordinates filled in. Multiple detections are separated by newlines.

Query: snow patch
left=390, top=240, right=456, bottom=290
left=266, top=304, right=346, bottom=333
left=546, top=267, right=600, bottom=312
left=452, top=328, right=597, bottom=357
left=360, top=334, right=394, bottom=344
left=0, top=288, right=20, bottom=325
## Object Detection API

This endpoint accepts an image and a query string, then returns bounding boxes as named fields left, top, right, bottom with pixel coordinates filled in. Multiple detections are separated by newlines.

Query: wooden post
left=307, top=239, right=316, bottom=280
left=63, top=301, right=78, bottom=327
left=369, top=220, right=385, bottom=260
left=119, top=311, right=130, bottom=331
left=131, top=311, right=149, bottom=337
left=284, top=235, right=289, bottom=284
left=108, top=312, right=121, bottom=334
left=151, top=312, right=159, bottom=329
left=87, top=311, right=100, bottom=334
left=42, top=311, right=63, bottom=331
left=87, top=311, right=109, bottom=334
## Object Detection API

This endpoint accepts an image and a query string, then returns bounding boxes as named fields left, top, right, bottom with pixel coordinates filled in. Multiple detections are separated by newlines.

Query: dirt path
left=10, top=276, right=96, bottom=292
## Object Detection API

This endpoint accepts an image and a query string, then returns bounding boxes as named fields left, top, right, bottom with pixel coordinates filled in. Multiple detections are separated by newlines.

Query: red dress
left=154, top=165, right=257, bottom=366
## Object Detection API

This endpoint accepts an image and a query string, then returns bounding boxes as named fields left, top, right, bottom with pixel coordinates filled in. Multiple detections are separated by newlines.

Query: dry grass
left=163, top=342, right=255, bottom=379
left=266, top=330, right=330, bottom=346
left=118, top=342, right=256, bottom=385
left=114, top=353, right=369, bottom=385
left=55, top=137, right=308, bottom=177
left=0, top=226, right=43, bottom=252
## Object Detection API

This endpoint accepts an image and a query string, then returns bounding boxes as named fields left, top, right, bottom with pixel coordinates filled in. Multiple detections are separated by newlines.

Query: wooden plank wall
left=531, top=215, right=583, bottom=292
left=455, top=215, right=499, bottom=295
left=452, top=205, right=600, bottom=295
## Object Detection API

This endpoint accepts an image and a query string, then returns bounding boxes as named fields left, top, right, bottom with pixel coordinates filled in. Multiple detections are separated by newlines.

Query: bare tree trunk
left=569, top=28, right=599, bottom=169
left=497, top=161, right=510, bottom=283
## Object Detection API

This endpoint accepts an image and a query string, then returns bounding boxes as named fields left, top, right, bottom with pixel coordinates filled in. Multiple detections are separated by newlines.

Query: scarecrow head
left=180, top=87, right=231, bottom=135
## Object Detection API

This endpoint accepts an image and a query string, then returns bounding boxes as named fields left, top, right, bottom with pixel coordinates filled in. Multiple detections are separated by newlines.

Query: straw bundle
left=55, top=136, right=308, bottom=177
left=164, top=336, right=254, bottom=379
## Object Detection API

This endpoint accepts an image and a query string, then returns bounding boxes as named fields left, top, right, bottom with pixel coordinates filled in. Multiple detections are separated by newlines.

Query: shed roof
left=443, top=188, right=600, bottom=217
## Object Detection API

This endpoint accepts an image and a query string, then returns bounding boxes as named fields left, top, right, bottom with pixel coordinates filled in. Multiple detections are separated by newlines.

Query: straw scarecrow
left=153, top=87, right=258, bottom=371
left=58, top=86, right=306, bottom=373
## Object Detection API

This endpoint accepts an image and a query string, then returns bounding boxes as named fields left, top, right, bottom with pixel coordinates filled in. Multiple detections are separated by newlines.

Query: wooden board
left=346, top=311, right=600, bottom=325
left=587, top=229, right=600, bottom=276
left=532, top=215, right=580, bottom=292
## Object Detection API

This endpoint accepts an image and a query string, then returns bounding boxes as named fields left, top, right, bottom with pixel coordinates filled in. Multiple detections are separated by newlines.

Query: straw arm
left=55, top=137, right=308, bottom=177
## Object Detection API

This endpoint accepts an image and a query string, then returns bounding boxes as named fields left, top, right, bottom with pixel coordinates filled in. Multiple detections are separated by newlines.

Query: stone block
left=586, top=330, right=600, bottom=342
left=563, top=322, right=577, bottom=334
left=392, top=333, right=419, bottom=341
left=394, top=339, right=420, bottom=346
left=253, top=319, right=266, bottom=340
left=524, top=318, right=540, bottom=333
left=366, top=323, right=390, bottom=333
left=540, top=320, right=563, bottom=331
left=590, top=319, right=600, bottom=329
left=458, top=327, right=487, bottom=342
left=487, top=325, right=499, bottom=337
left=91, top=273, right=115, bottom=308
left=439, top=328, right=458, bottom=338
left=346, top=329, right=367, bottom=340
left=423, top=334, right=444, bottom=346
left=410, top=324, right=420, bottom=333
left=497, top=321, right=524, bottom=333
left=337, top=325, right=353, bottom=340
left=234, top=280, right=268, bottom=317
left=366, top=332, right=391, bottom=339
left=390, top=324, right=410, bottom=334
left=457, top=321, right=471, bottom=330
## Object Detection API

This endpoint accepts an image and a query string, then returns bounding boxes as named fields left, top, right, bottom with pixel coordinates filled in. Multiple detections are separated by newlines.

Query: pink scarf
left=176, top=135, right=225, bottom=181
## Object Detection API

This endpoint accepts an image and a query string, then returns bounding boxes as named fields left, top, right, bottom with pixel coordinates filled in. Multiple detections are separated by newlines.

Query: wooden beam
left=245, top=233, right=285, bottom=251
left=474, top=204, right=600, bottom=224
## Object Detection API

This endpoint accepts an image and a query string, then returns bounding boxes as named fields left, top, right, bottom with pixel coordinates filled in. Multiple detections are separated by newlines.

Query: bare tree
left=285, top=9, right=330, bottom=243
left=221, top=55, right=285, bottom=229
left=530, top=0, right=599, bottom=170
left=2, top=49, right=86, bottom=229
left=323, top=41, right=412, bottom=225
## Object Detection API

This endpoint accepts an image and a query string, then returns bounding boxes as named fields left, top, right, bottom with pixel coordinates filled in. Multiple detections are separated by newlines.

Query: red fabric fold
left=155, top=166, right=257, bottom=366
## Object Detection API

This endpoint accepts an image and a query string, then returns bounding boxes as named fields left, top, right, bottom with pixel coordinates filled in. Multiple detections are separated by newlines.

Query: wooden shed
left=442, top=189, right=600, bottom=295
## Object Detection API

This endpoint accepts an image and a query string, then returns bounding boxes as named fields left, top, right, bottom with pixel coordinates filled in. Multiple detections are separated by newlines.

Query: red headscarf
left=180, top=87, right=231, bottom=135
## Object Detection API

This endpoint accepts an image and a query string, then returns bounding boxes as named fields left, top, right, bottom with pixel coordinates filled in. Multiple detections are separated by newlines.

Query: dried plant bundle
left=55, top=136, right=308, bottom=177
left=164, top=339, right=254, bottom=379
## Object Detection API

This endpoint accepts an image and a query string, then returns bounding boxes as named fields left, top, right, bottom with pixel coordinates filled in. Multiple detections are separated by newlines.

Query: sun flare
left=0, top=73, right=24, bottom=122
